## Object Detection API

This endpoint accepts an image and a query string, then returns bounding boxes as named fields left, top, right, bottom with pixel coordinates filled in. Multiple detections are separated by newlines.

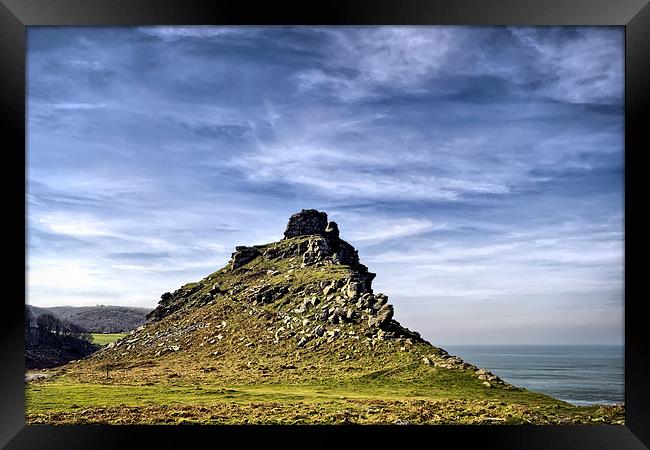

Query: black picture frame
left=2, top=0, right=648, bottom=448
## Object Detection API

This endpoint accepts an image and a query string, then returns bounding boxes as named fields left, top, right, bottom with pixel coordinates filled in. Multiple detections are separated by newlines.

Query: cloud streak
left=26, top=26, right=623, bottom=344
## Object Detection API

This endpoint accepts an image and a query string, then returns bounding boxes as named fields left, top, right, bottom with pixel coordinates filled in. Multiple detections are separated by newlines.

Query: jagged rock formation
left=147, top=210, right=412, bottom=341
left=283, top=209, right=328, bottom=238
left=78, top=210, right=508, bottom=388
left=230, top=246, right=261, bottom=270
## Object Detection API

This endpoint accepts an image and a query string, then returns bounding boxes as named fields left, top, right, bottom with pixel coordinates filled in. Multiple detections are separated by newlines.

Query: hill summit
left=70, top=209, right=506, bottom=386
left=147, top=209, right=421, bottom=343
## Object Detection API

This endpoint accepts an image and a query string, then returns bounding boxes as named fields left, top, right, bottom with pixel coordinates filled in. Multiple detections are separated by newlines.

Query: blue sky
left=26, top=26, right=624, bottom=345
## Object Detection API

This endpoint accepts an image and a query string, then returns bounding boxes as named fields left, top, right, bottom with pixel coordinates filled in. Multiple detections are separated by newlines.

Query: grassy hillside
left=26, top=371, right=623, bottom=424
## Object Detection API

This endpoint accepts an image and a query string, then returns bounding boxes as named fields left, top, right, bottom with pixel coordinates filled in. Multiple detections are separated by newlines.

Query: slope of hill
left=27, top=305, right=153, bottom=333
left=25, top=210, right=624, bottom=425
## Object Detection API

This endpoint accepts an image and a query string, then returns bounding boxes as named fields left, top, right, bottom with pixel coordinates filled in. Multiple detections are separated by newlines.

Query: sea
left=442, top=345, right=624, bottom=406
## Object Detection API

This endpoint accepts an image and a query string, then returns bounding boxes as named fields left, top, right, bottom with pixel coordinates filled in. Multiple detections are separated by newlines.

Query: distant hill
left=27, top=305, right=153, bottom=333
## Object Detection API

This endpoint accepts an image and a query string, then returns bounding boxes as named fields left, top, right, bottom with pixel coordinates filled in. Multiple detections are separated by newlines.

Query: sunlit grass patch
left=91, top=333, right=129, bottom=346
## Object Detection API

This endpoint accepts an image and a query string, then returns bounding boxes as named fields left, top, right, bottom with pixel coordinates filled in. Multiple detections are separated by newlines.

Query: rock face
left=325, top=221, right=339, bottom=239
left=231, top=246, right=261, bottom=271
left=283, top=209, right=328, bottom=238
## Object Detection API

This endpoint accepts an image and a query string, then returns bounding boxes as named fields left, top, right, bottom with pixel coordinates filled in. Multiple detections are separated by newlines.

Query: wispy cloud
left=26, top=26, right=623, bottom=344
left=511, top=27, right=624, bottom=104
left=37, top=214, right=117, bottom=238
left=138, top=26, right=244, bottom=41
left=346, top=218, right=447, bottom=243
left=52, top=102, right=107, bottom=110
left=296, top=27, right=453, bottom=101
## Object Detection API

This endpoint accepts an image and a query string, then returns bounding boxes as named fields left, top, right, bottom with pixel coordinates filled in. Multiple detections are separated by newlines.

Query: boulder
left=328, top=310, right=340, bottom=324
left=319, top=309, right=330, bottom=321
left=325, top=221, right=340, bottom=239
left=357, top=294, right=375, bottom=309
left=303, top=236, right=333, bottom=264
left=283, top=209, right=328, bottom=238
left=250, top=284, right=289, bottom=304
left=368, top=304, right=394, bottom=328
left=345, top=281, right=362, bottom=299
left=230, top=246, right=261, bottom=270
left=372, top=294, right=388, bottom=310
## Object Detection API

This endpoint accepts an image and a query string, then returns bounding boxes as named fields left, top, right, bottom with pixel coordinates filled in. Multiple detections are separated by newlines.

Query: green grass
left=25, top=380, right=539, bottom=410
left=25, top=366, right=625, bottom=425
left=25, top=377, right=624, bottom=425
left=26, top=369, right=496, bottom=409
left=91, top=333, right=129, bottom=346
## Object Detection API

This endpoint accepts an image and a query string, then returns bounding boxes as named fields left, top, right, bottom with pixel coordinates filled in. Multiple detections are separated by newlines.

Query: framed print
left=1, top=0, right=648, bottom=448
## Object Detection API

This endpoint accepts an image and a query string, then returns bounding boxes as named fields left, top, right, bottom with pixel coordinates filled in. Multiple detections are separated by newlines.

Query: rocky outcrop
left=368, top=304, right=394, bottom=328
left=325, top=221, right=339, bottom=239
left=283, top=209, right=328, bottom=238
left=145, top=209, right=425, bottom=343
left=230, top=246, right=261, bottom=271
left=149, top=212, right=422, bottom=344
left=146, top=282, right=217, bottom=323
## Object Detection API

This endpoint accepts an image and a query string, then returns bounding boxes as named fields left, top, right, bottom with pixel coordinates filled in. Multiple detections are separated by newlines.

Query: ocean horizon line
left=440, top=343, right=624, bottom=347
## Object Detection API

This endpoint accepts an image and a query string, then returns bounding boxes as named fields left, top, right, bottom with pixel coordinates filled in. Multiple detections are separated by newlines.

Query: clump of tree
left=27, top=305, right=152, bottom=333
left=34, top=313, right=92, bottom=342
left=25, top=307, right=100, bottom=369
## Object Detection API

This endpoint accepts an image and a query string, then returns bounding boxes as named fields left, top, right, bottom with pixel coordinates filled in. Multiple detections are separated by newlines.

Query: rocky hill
left=66, top=209, right=506, bottom=387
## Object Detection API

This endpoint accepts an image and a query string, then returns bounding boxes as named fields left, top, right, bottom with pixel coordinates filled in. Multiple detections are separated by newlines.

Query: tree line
left=25, top=308, right=93, bottom=345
